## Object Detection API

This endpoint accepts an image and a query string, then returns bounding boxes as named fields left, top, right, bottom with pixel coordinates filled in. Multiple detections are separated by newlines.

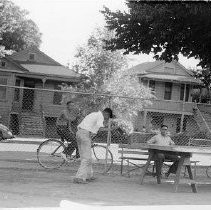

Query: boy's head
left=66, top=100, right=74, bottom=109
left=160, top=124, right=168, bottom=136
left=102, top=108, right=113, bottom=121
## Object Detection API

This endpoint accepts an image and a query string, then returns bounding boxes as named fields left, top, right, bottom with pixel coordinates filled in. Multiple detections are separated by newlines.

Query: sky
left=12, top=0, right=200, bottom=69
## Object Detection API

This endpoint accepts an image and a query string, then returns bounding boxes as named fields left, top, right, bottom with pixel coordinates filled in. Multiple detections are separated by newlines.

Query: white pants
left=75, top=128, right=93, bottom=181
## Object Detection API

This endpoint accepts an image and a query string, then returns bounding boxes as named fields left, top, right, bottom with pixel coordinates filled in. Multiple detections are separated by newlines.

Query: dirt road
left=1, top=158, right=211, bottom=208
left=1, top=139, right=211, bottom=207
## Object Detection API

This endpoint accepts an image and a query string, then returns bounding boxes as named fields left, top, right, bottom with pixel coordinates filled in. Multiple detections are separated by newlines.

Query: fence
left=1, top=84, right=211, bottom=175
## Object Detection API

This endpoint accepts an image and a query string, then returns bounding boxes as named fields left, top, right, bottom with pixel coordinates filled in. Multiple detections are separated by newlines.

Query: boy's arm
left=147, top=136, right=156, bottom=144
left=169, top=138, right=175, bottom=145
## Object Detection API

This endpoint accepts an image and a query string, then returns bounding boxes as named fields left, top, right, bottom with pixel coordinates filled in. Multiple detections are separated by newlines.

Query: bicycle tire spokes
left=92, top=145, right=113, bottom=174
left=37, top=139, right=66, bottom=169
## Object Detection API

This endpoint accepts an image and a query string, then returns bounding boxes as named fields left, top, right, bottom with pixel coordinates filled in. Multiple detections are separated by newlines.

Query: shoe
left=73, top=178, right=88, bottom=184
left=60, top=152, right=75, bottom=163
left=86, top=177, right=97, bottom=182
left=165, top=172, right=170, bottom=178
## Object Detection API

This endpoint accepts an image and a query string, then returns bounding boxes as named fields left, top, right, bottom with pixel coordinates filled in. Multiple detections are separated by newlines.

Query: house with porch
left=129, top=60, right=211, bottom=138
left=0, top=46, right=82, bottom=137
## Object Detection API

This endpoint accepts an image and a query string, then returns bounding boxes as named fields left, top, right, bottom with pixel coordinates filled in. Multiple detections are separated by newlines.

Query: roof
left=21, top=64, right=81, bottom=78
left=140, top=74, right=202, bottom=84
left=0, top=68, right=24, bottom=74
left=127, top=60, right=202, bottom=85
left=128, top=61, right=164, bottom=75
left=9, top=46, right=61, bottom=66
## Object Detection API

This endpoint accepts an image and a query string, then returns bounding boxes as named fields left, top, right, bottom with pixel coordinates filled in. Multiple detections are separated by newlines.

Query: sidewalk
left=1, top=138, right=211, bottom=166
left=0, top=137, right=46, bottom=145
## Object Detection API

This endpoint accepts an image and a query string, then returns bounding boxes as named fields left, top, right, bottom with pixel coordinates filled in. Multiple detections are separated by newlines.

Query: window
left=53, top=84, right=62, bottom=105
left=29, top=53, right=35, bottom=61
left=14, top=79, right=21, bottom=102
left=0, top=77, right=7, bottom=100
left=149, top=80, right=155, bottom=94
left=1, top=60, right=6, bottom=67
left=138, top=77, right=142, bottom=83
left=176, top=116, right=187, bottom=133
left=185, top=84, right=190, bottom=102
left=180, top=84, right=185, bottom=101
left=180, top=84, right=190, bottom=102
left=183, top=117, right=188, bottom=131
left=141, top=79, right=148, bottom=86
left=164, top=82, right=172, bottom=100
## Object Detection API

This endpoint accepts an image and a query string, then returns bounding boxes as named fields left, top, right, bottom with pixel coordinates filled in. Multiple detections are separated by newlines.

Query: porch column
left=180, top=84, right=186, bottom=132
left=199, top=87, right=202, bottom=103
left=40, top=78, right=46, bottom=108
left=42, top=78, right=46, bottom=89
left=41, top=78, right=46, bottom=137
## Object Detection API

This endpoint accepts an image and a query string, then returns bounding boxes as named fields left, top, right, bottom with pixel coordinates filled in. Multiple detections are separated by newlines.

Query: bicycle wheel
left=37, top=139, right=66, bottom=169
left=206, top=166, right=211, bottom=178
left=92, top=144, right=113, bottom=174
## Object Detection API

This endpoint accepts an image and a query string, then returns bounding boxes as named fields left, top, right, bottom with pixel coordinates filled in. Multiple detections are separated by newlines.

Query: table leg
left=154, top=158, right=162, bottom=184
left=186, top=165, right=197, bottom=193
left=173, top=157, right=185, bottom=193
left=140, top=152, right=153, bottom=184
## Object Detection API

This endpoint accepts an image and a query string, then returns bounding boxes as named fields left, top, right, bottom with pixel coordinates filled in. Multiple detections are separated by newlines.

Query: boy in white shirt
left=73, top=108, right=113, bottom=184
left=147, top=124, right=179, bottom=180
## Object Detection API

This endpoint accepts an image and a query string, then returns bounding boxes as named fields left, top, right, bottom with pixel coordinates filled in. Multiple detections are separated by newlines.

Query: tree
left=72, top=27, right=128, bottom=90
left=104, top=68, right=154, bottom=133
left=0, top=0, right=41, bottom=56
left=60, top=68, right=154, bottom=133
left=61, top=27, right=154, bottom=133
left=101, top=1, right=211, bottom=69
left=193, top=67, right=211, bottom=103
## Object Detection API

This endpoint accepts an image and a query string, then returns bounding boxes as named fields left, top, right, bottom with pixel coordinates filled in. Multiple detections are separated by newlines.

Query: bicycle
left=205, top=166, right=211, bottom=178
left=37, top=138, right=113, bottom=173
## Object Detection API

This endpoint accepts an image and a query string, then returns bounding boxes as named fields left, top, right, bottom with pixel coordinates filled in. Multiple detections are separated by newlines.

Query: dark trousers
left=152, top=150, right=180, bottom=176
left=56, top=125, right=80, bottom=158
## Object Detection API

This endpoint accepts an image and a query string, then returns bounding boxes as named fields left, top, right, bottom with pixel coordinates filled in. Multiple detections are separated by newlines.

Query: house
left=128, top=60, right=208, bottom=137
left=0, top=46, right=82, bottom=137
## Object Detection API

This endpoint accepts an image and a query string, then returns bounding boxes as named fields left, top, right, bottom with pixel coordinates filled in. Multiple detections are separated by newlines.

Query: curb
left=0, top=140, right=43, bottom=145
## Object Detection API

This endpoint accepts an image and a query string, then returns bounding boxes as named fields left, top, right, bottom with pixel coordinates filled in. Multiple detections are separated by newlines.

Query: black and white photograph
left=0, top=0, right=211, bottom=209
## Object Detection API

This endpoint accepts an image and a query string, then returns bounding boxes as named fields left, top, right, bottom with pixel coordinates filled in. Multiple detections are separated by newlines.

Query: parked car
left=0, top=123, right=15, bottom=140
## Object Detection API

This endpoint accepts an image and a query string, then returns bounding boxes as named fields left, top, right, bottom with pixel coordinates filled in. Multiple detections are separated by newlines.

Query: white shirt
left=147, top=134, right=175, bottom=146
left=78, top=111, right=104, bottom=134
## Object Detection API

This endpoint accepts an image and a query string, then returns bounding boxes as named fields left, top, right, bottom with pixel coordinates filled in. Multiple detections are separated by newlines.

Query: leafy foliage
left=104, top=69, right=155, bottom=133
left=72, top=27, right=128, bottom=90
left=61, top=27, right=154, bottom=133
left=60, top=70, right=154, bottom=134
left=193, top=67, right=211, bottom=102
left=60, top=83, right=111, bottom=117
left=101, top=1, right=211, bottom=69
left=0, top=0, right=42, bottom=56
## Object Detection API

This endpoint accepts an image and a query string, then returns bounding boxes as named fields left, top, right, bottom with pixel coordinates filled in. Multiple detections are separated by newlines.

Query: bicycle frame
left=50, top=143, right=63, bottom=157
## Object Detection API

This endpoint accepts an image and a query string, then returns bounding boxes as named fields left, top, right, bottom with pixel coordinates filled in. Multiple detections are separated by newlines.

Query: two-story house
left=0, top=46, right=82, bottom=137
left=128, top=60, right=204, bottom=136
